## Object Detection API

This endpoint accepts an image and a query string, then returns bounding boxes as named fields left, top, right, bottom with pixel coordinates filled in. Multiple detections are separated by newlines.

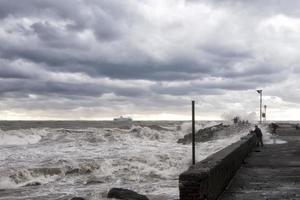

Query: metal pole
left=260, top=91, right=262, bottom=124
left=192, top=100, right=195, bottom=165
left=256, top=90, right=262, bottom=124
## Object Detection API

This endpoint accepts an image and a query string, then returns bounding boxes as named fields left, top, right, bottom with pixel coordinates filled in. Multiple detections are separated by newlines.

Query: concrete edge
left=179, top=134, right=256, bottom=200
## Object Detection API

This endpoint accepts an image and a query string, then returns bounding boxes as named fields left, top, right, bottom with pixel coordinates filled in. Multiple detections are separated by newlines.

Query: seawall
left=179, top=134, right=256, bottom=200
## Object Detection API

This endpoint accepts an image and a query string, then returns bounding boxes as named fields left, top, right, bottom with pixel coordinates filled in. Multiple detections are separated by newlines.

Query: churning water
left=0, top=121, right=251, bottom=200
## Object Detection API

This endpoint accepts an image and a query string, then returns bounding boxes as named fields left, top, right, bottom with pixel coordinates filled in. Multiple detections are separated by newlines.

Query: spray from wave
left=221, top=110, right=257, bottom=124
left=0, top=121, right=252, bottom=200
left=0, top=129, right=43, bottom=146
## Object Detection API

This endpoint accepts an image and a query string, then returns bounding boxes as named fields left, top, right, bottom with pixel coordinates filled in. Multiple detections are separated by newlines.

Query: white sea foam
left=221, top=111, right=257, bottom=124
left=0, top=129, right=42, bottom=146
left=0, top=176, right=17, bottom=189
left=261, top=125, right=287, bottom=145
left=0, top=122, right=251, bottom=200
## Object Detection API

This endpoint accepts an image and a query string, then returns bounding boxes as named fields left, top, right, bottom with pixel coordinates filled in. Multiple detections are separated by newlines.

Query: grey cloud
left=30, top=22, right=81, bottom=49
left=0, top=78, right=149, bottom=98
left=190, top=0, right=300, bottom=17
left=201, top=44, right=252, bottom=61
left=0, top=37, right=214, bottom=81
left=0, top=0, right=266, bottom=82
left=0, top=0, right=299, bottom=119
left=0, top=68, right=29, bottom=79
left=0, top=0, right=133, bottom=39
left=0, top=0, right=86, bottom=24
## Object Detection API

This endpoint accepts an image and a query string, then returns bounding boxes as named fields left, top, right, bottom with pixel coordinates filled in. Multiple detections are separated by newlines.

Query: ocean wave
left=0, top=129, right=43, bottom=146
left=0, top=121, right=253, bottom=199
left=0, top=168, right=62, bottom=189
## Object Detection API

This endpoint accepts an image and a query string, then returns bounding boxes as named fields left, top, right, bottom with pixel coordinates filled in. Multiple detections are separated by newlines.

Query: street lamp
left=256, top=90, right=262, bottom=124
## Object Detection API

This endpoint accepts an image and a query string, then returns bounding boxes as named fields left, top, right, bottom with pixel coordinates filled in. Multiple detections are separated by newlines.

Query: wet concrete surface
left=220, top=126, right=300, bottom=200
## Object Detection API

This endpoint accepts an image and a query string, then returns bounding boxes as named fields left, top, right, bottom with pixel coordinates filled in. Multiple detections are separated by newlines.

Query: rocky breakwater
left=177, top=123, right=251, bottom=144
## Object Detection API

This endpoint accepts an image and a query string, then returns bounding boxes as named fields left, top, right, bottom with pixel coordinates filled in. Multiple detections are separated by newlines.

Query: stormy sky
left=1, top=0, right=300, bottom=120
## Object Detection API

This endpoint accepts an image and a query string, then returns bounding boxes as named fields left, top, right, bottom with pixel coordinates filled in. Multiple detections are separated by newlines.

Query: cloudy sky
left=1, top=0, right=300, bottom=120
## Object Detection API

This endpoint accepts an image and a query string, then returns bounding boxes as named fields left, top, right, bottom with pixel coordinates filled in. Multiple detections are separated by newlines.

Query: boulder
left=70, top=197, right=86, bottom=200
left=177, top=123, right=225, bottom=144
left=107, top=188, right=149, bottom=200
left=177, top=123, right=251, bottom=144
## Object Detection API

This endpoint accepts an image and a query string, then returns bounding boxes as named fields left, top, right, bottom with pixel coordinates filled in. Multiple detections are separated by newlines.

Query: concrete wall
left=179, top=134, right=256, bottom=200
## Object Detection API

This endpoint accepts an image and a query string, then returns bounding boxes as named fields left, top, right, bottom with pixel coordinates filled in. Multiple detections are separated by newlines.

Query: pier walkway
left=220, top=124, right=300, bottom=200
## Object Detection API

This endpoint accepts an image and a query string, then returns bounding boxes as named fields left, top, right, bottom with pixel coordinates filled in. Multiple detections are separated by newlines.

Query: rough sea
left=0, top=121, right=253, bottom=200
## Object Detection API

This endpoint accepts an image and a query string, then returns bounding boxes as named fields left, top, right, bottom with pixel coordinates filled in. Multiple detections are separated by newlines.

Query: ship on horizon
left=113, top=116, right=133, bottom=122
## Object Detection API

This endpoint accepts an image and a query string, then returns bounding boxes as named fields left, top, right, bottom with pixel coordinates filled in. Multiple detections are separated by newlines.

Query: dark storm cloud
left=0, top=0, right=286, bottom=82
left=0, top=0, right=86, bottom=24
left=0, top=77, right=149, bottom=98
left=0, top=68, right=29, bottom=79
left=0, top=34, right=213, bottom=81
left=31, top=22, right=80, bottom=48
left=0, top=0, right=300, bottom=119
left=0, top=0, right=130, bottom=40
left=0, top=0, right=267, bottom=82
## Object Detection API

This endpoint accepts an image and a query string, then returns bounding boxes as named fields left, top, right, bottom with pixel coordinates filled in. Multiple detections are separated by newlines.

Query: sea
left=0, top=120, right=258, bottom=200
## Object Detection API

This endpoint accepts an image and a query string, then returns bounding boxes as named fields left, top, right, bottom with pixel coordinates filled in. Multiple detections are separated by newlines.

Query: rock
left=70, top=197, right=86, bottom=200
left=23, top=181, right=41, bottom=187
left=107, top=188, right=149, bottom=200
left=177, top=123, right=251, bottom=144
left=177, top=123, right=225, bottom=144
left=130, top=127, right=141, bottom=133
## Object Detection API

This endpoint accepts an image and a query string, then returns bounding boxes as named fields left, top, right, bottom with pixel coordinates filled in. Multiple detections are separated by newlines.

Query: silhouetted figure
left=296, top=123, right=300, bottom=130
left=270, top=122, right=279, bottom=134
left=254, top=125, right=263, bottom=147
left=233, top=116, right=239, bottom=124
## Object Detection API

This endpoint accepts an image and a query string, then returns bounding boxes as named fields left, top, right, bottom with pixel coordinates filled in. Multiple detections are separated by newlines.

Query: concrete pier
left=220, top=124, right=300, bottom=200
left=179, top=134, right=257, bottom=200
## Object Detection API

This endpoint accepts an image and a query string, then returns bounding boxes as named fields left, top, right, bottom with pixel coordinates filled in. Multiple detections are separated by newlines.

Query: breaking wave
left=0, top=129, right=43, bottom=146
left=0, top=121, right=252, bottom=200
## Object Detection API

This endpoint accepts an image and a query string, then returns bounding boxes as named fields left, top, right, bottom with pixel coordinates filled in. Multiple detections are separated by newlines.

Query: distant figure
left=270, top=122, right=279, bottom=134
left=233, top=116, right=239, bottom=124
left=296, top=123, right=300, bottom=130
left=254, top=125, right=263, bottom=147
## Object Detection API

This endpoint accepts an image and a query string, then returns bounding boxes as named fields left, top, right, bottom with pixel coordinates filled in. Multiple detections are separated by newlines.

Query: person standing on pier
left=270, top=122, right=279, bottom=134
left=254, top=125, right=263, bottom=147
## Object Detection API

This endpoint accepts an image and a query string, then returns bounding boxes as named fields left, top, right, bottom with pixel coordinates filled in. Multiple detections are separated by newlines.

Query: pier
left=220, top=123, right=300, bottom=200
left=179, top=123, right=300, bottom=200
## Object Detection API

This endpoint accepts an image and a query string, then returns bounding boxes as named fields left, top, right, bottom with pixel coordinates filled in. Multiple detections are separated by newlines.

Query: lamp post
left=256, top=90, right=262, bottom=124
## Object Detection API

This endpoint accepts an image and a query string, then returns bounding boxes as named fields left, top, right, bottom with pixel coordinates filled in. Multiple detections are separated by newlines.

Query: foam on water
left=0, top=122, right=251, bottom=200
left=0, top=129, right=42, bottom=146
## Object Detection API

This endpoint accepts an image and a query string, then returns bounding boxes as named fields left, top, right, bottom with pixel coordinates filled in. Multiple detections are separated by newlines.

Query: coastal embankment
left=219, top=123, right=300, bottom=200
left=179, top=133, right=257, bottom=200
left=179, top=123, right=300, bottom=200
